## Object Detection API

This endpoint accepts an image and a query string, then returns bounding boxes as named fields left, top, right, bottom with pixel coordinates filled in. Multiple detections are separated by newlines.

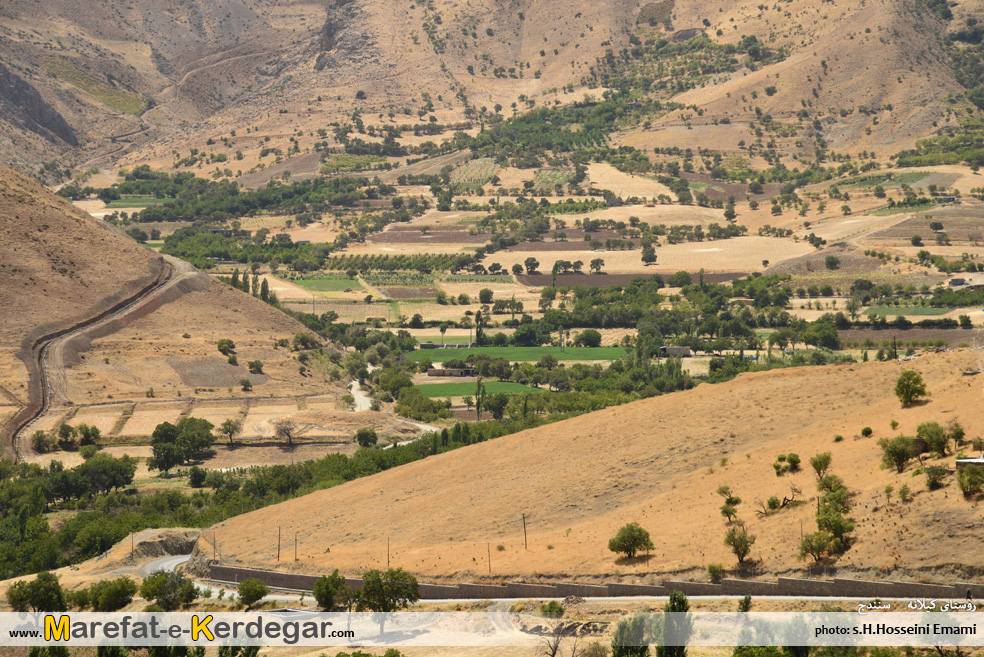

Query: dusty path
left=11, top=255, right=199, bottom=462
left=349, top=365, right=441, bottom=442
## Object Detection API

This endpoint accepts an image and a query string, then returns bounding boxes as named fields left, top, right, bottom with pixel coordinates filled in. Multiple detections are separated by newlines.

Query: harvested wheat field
left=585, top=163, right=673, bottom=199
left=487, top=236, right=813, bottom=274
left=213, top=349, right=984, bottom=584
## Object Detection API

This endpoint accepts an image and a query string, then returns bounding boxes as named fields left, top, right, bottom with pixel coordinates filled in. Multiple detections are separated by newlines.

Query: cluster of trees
left=148, top=418, right=216, bottom=475
left=8, top=571, right=138, bottom=613
left=312, top=568, right=419, bottom=632
left=798, top=454, right=855, bottom=563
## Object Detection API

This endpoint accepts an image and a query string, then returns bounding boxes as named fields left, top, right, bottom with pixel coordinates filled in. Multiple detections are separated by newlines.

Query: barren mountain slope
left=4, top=0, right=977, bottom=175
left=621, top=0, right=965, bottom=158
left=0, top=168, right=164, bottom=400
left=0, top=168, right=340, bottom=454
left=212, top=349, right=984, bottom=583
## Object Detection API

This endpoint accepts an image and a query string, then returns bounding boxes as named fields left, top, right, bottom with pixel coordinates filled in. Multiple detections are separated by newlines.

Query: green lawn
left=415, top=381, right=543, bottom=397
left=865, top=306, right=951, bottom=316
left=105, top=197, right=175, bottom=208
left=410, top=346, right=630, bottom=362
left=293, top=276, right=363, bottom=292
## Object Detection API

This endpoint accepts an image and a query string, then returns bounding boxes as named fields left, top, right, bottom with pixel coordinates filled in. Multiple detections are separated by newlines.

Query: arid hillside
left=2, top=0, right=981, bottom=177
left=0, top=168, right=164, bottom=417
left=0, top=168, right=348, bottom=458
left=212, top=349, right=984, bottom=584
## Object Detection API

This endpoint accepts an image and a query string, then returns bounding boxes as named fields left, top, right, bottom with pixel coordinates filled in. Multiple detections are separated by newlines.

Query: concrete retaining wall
left=663, top=581, right=724, bottom=596
left=207, top=565, right=983, bottom=601
left=605, top=583, right=669, bottom=597
left=720, top=579, right=780, bottom=596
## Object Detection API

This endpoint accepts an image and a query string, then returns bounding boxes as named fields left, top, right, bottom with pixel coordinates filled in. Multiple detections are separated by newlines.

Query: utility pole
left=387, top=537, right=390, bottom=568
left=131, top=532, right=134, bottom=561
left=277, top=527, right=281, bottom=562
left=488, top=542, right=492, bottom=574
left=522, top=513, right=528, bottom=550
left=213, top=532, right=217, bottom=561
left=295, top=532, right=298, bottom=562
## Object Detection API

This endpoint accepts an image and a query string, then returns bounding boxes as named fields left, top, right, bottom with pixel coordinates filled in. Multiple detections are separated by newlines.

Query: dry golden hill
left=0, top=167, right=350, bottom=458
left=213, top=349, right=984, bottom=584
left=0, top=167, right=164, bottom=421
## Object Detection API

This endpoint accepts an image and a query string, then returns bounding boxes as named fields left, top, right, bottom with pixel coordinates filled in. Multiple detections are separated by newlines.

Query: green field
left=837, top=172, right=929, bottom=189
left=410, top=346, right=630, bottom=362
left=443, top=274, right=517, bottom=284
left=292, top=276, right=363, bottom=292
left=872, top=201, right=936, bottom=216
left=415, top=381, right=543, bottom=397
left=865, top=306, right=951, bottom=316
left=321, top=154, right=387, bottom=173
left=44, top=59, right=148, bottom=115
left=106, top=197, right=174, bottom=208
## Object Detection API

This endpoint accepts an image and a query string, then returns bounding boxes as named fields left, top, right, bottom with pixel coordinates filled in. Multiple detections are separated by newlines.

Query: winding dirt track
left=8, top=255, right=199, bottom=462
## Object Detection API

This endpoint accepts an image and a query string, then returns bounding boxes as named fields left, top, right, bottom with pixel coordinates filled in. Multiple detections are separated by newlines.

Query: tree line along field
left=864, top=306, right=952, bottom=316
left=414, top=381, right=541, bottom=397
left=410, top=346, right=631, bottom=362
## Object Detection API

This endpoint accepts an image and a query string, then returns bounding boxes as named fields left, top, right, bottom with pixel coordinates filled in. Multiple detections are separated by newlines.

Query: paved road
left=151, top=556, right=909, bottom=606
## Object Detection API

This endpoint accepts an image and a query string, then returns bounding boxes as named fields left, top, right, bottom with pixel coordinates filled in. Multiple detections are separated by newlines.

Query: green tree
left=219, top=419, right=241, bottom=445
left=809, top=452, right=832, bottom=479
left=217, top=339, right=236, bottom=355
left=140, top=571, right=199, bottom=611
left=917, top=421, right=948, bottom=455
left=642, top=245, right=657, bottom=265
left=188, top=466, right=207, bottom=488
left=57, top=423, right=76, bottom=449
left=313, top=570, right=347, bottom=610
left=356, top=568, right=420, bottom=633
left=798, top=531, right=834, bottom=563
left=608, top=522, right=655, bottom=558
left=479, top=288, right=494, bottom=304
left=958, top=465, right=984, bottom=497
left=89, top=576, right=137, bottom=611
left=6, top=572, right=67, bottom=612
left=895, top=370, right=928, bottom=407
left=612, top=613, right=651, bottom=657
left=879, top=435, right=915, bottom=473
left=148, top=441, right=181, bottom=476
left=924, top=465, right=947, bottom=490
left=524, top=257, right=540, bottom=274
left=724, top=521, right=756, bottom=564
left=247, top=360, right=263, bottom=374
left=655, top=590, right=691, bottom=657
left=356, top=428, right=378, bottom=447
left=238, top=578, right=269, bottom=610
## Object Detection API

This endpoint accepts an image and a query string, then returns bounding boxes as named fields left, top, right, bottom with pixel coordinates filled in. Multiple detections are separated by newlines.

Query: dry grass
left=214, top=350, right=984, bottom=583
left=487, top=236, right=813, bottom=273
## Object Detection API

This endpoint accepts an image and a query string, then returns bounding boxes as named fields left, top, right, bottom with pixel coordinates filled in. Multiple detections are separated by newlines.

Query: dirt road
left=11, top=255, right=199, bottom=462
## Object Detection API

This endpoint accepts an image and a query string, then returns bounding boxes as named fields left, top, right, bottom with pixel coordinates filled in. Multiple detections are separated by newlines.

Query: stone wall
left=207, top=564, right=982, bottom=601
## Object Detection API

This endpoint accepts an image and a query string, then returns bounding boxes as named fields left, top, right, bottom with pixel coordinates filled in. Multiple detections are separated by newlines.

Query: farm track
left=8, top=255, right=199, bottom=462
